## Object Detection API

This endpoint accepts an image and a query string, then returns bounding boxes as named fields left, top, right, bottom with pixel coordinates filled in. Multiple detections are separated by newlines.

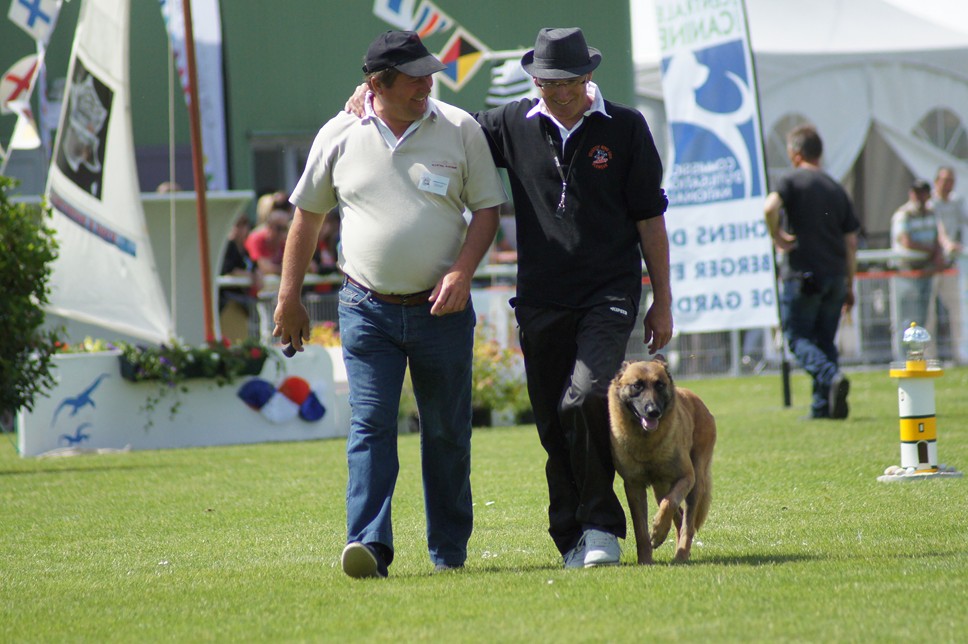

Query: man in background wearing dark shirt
left=765, top=124, right=860, bottom=420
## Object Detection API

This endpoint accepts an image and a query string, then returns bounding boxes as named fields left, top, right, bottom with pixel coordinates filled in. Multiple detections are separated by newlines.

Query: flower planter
left=117, top=350, right=268, bottom=382
left=17, top=347, right=346, bottom=457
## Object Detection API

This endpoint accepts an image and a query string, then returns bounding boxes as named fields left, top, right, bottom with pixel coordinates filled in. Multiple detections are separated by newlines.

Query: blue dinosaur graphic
left=59, top=423, right=92, bottom=446
left=51, top=373, right=110, bottom=426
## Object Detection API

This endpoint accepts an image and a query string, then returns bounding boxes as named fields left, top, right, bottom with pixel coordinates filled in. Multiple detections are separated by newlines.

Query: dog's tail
left=692, top=473, right=712, bottom=532
left=691, top=446, right=714, bottom=531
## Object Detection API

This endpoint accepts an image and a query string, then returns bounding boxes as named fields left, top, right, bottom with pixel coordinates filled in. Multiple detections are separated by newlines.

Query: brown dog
left=607, top=356, right=716, bottom=564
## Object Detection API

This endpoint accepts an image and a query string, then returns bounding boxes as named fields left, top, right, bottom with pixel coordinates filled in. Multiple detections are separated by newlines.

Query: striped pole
left=879, top=322, right=961, bottom=481
left=893, top=373, right=941, bottom=472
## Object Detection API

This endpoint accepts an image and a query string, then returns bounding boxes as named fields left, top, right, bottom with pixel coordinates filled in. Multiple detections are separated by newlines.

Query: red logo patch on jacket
left=588, top=145, right=612, bottom=169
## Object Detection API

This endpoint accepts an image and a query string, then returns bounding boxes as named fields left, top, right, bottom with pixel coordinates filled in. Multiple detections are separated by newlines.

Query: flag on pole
left=436, top=27, right=488, bottom=92
left=7, top=99, right=41, bottom=150
left=411, top=0, right=453, bottom=39
left=36, top=56, right=58, bottom=160
left=1, top=53, right=40, bottom=114
left=158, top=0, right=229, bottom=190
left=372, top=0, right=416, bottom=30
left=7, top=0, right=62, bottom=45
left=485, top=59, right=536, bottom=107
left=655, top=0, right=776, bottom=333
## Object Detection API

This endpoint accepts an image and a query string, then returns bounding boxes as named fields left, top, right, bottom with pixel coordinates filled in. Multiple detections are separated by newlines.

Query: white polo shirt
left=291, top=97, right=506, bottom=294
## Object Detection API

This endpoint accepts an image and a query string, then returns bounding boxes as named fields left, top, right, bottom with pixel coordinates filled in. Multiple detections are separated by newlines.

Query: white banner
left=655, top=0, right=777, bottom=333
left=45, top=0, right=174, bottom=343
left=158, top=0, right=228, bottom=190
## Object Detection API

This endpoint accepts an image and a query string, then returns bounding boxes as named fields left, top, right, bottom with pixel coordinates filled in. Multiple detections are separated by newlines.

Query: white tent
left=635, top=0, right=968, bottom=246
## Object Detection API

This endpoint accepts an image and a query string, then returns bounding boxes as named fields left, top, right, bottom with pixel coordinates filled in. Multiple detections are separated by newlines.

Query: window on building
left=913, top=108, right=968, bottom=160
left=250, top=134, right=312, bottom=197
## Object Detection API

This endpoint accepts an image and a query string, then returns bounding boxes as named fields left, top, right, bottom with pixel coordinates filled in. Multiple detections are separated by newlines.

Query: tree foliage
left=0, top=176, right=60, bottom=420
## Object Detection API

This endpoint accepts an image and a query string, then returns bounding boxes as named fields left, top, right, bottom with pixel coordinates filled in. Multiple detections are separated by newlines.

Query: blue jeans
left=779, top=274, right=847, bottom=418
left=337, top=279, right=475, bottom=568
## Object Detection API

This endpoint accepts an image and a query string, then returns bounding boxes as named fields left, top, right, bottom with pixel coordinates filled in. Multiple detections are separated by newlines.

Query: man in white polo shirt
left=273, top=30, right=506, bottom=579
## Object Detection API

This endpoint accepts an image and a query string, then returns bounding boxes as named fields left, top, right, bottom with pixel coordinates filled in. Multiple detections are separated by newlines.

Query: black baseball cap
left=362, top=31, right=446, bottom=76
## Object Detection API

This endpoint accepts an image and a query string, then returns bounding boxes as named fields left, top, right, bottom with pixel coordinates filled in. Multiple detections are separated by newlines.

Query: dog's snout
left=645, top=404, right=661, bottom=419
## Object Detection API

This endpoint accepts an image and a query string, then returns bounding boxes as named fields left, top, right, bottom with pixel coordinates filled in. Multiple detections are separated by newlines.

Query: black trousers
left=515, top=299, right=637, bottom=555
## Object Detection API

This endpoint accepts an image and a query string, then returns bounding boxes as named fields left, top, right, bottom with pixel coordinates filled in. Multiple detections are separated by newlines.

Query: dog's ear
left=613, top=361, right=632, bottom=381
left=653, top=354, right=674, bottom=384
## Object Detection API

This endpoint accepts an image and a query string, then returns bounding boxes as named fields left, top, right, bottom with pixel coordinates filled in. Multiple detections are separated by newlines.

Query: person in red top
left=244, top=207, right=289, bottom=275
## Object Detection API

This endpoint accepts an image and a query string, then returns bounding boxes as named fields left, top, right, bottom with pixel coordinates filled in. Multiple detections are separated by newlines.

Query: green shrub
left=472, top=323, right=527, bottom=415
left=0, top=176, right=60, bottom=424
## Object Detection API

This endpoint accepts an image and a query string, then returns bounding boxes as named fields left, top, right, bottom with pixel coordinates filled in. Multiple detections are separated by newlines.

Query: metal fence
left=244, top=263, right=962, bottom=381
left=640, top=269, right=959, bottom=380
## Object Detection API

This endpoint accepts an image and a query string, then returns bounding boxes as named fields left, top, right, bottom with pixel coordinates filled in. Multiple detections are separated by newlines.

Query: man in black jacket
left=475, top=27, right=672, bottom=568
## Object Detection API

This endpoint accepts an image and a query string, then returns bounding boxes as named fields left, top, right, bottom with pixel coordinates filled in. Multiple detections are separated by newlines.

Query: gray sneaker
left=582, top=529, right=621, bottom=567
left=562, top=539, right=586, bottom=569
left=341, top=542, right=388, bottom=579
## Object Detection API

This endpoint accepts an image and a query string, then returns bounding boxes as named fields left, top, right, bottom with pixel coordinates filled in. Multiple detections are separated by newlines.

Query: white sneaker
left=562, top=539, right=586, bottom=569
left=582, top=529, right=621, bottom=567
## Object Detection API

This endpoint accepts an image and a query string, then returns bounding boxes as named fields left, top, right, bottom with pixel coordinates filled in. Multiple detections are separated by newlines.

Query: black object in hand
left=282, top=343, right=297, bottom=358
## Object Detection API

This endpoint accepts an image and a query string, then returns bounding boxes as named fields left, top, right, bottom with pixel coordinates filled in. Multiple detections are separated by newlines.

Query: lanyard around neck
left=545, top=122, right=589, bottom=219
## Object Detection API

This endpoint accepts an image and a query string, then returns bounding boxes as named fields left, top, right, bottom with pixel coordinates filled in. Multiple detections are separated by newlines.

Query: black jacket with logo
left=476, top=99, right=668, bottom=308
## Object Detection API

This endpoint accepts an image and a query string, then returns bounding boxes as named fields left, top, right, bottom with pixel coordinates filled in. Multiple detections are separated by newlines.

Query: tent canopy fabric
left=636, top=0, right=968, bottom=246
left=749, top=0, right=968, bottom=54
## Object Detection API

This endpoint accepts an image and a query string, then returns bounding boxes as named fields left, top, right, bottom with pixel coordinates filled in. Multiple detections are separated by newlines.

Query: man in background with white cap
left=933, top=166, right=968, bottom=362
left=274, top=30, right=506, bottom=579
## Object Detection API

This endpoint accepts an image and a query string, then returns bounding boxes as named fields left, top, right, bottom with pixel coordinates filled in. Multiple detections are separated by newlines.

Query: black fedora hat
left=362, top=30, right=446, bottom=76
left=520, top=27, right=602, bottom=79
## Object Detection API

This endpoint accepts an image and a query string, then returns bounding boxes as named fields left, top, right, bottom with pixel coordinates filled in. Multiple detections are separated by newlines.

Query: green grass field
left=3, top=367, right=967, bottom=642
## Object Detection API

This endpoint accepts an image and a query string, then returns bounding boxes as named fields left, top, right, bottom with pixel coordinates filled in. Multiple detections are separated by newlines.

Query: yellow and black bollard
left=879, top=323, right=962, bottom=482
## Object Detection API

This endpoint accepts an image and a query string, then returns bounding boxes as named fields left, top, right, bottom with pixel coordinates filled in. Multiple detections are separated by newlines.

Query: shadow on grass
left=685, top=552, right=819, bottom=566
left=397, top=552, right=823, bottom=578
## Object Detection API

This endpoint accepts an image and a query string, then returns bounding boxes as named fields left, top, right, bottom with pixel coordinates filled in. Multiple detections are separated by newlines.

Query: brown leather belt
left=345, top=275, right=434, bottom=306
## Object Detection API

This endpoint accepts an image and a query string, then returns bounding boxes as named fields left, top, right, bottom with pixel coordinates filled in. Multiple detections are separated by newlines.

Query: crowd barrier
left=218, top=250, right=967, bottom=380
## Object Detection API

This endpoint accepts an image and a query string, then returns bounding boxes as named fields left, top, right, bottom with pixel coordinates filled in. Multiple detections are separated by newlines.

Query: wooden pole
left=180, top=0, right=216, bottom=343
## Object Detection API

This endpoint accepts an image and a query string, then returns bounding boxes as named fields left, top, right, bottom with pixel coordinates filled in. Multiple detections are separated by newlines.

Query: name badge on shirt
left=418, top=171, right=450, bottom=196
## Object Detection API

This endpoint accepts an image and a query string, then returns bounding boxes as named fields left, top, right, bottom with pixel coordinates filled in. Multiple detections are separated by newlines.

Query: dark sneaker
left=829, top=372, right=850, bottom=419
left=341, top=542, right=388, bottom=579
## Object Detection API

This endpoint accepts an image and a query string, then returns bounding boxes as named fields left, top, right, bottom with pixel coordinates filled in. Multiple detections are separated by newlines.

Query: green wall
left=1, top=1, right=635, bottom=193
